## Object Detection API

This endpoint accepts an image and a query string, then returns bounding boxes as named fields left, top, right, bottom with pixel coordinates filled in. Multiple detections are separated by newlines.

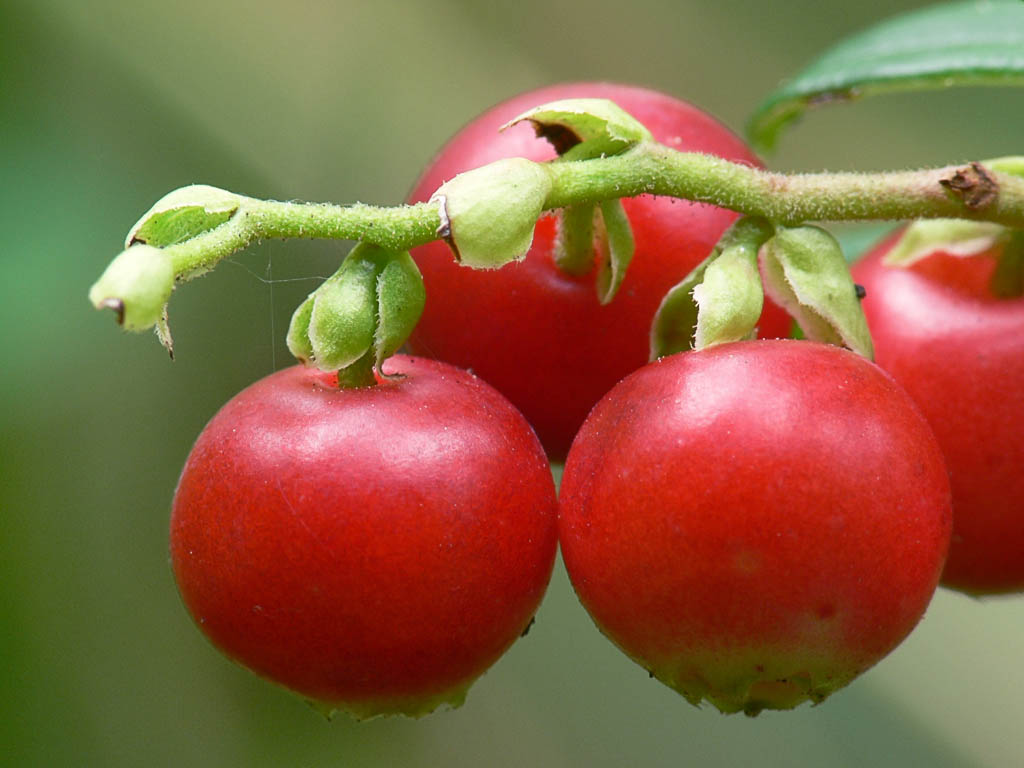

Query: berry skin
left=170, top=356, right=558, bottom=719
left=853, top=234, right=1024, bottom=594
left=407, top=82, right=790, bottom=459
left=559, top=340, right=951, bottom=714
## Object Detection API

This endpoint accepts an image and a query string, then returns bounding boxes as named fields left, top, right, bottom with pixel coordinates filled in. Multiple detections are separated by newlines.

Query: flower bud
left=286, top=244, right=425, bottom=378
left=88, top=245, right=174, bottom=331
left=430, top=158, right=551, bottom=269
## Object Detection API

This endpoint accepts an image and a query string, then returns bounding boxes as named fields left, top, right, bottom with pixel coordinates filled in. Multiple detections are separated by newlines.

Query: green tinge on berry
left=306, top=678, right=474, bottom=722
left=645, top=648, right=856, bottom=716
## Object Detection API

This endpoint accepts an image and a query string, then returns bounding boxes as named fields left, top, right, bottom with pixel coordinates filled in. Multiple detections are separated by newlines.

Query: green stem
left=554, top=204, right=596, bottom=275
left=335, top=352, right=377, bottom=388
left=166, top=200, right=440, bottom=279
left=544, top=146, right=1024, bottom=226
left=158, top=146, right=1024, bottom=284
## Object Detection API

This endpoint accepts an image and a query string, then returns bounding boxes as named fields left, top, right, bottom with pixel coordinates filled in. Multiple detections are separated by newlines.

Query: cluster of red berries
left=170, top=84, right=1021, bottom=719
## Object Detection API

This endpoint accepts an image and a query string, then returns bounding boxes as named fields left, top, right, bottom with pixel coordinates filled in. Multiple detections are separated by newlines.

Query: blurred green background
left=4, top=0, right=1023, bottom=765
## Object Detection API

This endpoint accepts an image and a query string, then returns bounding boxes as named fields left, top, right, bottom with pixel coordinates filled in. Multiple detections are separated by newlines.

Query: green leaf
left=125, top=184, right=240, bottom=248
left=761, top=226, right=873, bottom=359
left=692, top=244, right=764, bottom=350
left=373, top=251, right=426, bottom=370
left=649, top=251, right=714, bottom=361
left=649, top=217, right=773, bottom=359
left=595, top=200, right=635, bottom=304
left=502, top=98, right=652, bottom=160
left=748, top=1, right=1024, bottom=152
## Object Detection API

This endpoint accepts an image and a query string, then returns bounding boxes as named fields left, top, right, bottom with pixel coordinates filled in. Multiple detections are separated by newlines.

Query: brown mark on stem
left=939, top=162, right=999, bottom=210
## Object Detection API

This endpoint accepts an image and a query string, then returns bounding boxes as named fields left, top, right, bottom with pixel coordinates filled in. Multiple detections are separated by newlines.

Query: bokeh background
left=4, top=1, right=1023, bottom=765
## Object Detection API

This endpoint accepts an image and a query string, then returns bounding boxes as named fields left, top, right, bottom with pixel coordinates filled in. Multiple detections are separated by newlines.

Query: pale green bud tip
left=89, top=245, right=174, bottom=331
left=430, top=158, right=552, bottom=269
left=125, top=184, right=241, bottom=248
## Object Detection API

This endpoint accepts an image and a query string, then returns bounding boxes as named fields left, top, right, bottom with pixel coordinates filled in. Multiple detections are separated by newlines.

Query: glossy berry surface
left=407, top=82, right=790, bottom=458
left=559, top=340, right=951, bottom=714
left=170, top=356, right=558, bottom=718
left=853, top=234, right=1024, bottom=594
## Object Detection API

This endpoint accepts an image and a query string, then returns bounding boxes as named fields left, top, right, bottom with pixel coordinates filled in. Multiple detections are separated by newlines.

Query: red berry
left=853, top=233, right=1024, bottom=594
left=170, top=356, right=558, bottom=718
left=559, top=340, right=951, bottom=714
left=407, top=83, right=790, bottom=458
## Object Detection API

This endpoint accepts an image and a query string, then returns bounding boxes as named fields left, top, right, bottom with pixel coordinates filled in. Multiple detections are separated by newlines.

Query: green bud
left=285, top=294, right=316, bottom=364
left=286, top=243, right=425, bottom=382
left=373, top=252, right=427, bottom=367
left=761, top=225, right=873, bottom=360
left=692, top=245, right=764, bottom=349
left=650, top=217, right=773, bottom=359
left=430, top=158, right=552, bottom=269
left=502, top=98, right=653, bottom=160
left=125, top=184, right=240, bottom=248
left=88, top=244, right=175, bottom=332
left=307, top=256, right=378, bottom=372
